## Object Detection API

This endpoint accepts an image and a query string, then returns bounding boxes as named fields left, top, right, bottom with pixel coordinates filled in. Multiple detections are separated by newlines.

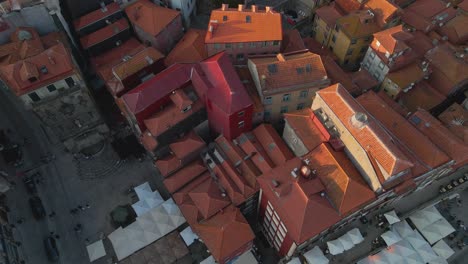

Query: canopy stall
left=86, top=239, right=106, bottom=262
left=432, top=240, right=455, bottom=260
left=338, top=233, right=354, bottom=251
left=180, top=226, right=199, bottom=246
left=327, top=239, right=344, bottom=255
left=132, top=182, right=164, bottom=216
left=384, top=210, right=400, bottom=225
left=303, top=246, right=329, bottom=264
left=420, top=218, right=455, bottom=245
left=409, top=206, right=443, bottom=231
left=381, top=231, right=402, bottom=247
left=347, top=228, right=364, bottom=245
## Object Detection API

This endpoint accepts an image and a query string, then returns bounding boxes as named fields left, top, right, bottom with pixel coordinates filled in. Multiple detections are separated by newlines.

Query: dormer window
left=223, top=15, right=228, bottom=21
left=246, top=15, right=251, bottom=23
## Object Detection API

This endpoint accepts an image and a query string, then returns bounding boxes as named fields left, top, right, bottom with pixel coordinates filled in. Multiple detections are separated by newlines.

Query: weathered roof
left=73, top=2, right=121, bottom=31
left=165, top=29, right=208, bottom=67
left=163, top=160, right=206, bottom=193
left=252, top=124, right=294, bottom=166
left=169, top=131, right=205, bottom=160
left=79, top=18, right=129, bottom=49
left=316, top=4, right=344, bottom=27
left=337, top=10, right=380, bottom=38
left=281, top=29, right=306, bottom=53
left=399, top=80, right=446, bottom=113
left=112, top=47, right=164, bottom=81
left=125, top=0, right=180, bottom=36
left=438, top=103, right=468, bottom=144
left=365, top=0, right=399, bottom=27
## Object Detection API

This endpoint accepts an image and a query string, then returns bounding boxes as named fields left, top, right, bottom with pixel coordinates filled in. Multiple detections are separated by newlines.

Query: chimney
left=221, top=3, right=228, bottom=11
left=251, top=5, right=257, bottom=12
left=266, top=6, right=272, bottom=13
left=238, top=4, right=244, bottom=12
left=276, top=53, right=286, bottom=62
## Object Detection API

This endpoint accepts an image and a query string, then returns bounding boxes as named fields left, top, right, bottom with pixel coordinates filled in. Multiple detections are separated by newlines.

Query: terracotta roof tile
left=192, top=205, right=254, bottom=263
left=73, top=2, right=121, bottom=31
left=376, top=90, right=410, bottom=117
left=283, top=109, right=329, bottom=153
left=79, top=18, right=129, bottom=49
left=315, top=84, right=414, bottom=178
left=169, top=89, right=193, bottom=111
left=281, top=29, right=306, bottom=53
left=90, top=38, right=144, bottom=69
left=40, top=32, right=67, bottom=49
left=163, top=160, right=207, bottom=193
left=0, top=43, right=75, bottom=96
left=302, top=37, right=336, bottom=58
left=140, top=130, right=159, bottom=152
left=335, top=0, right=363, bottom=14
left=154, top=154, right=182, bottom=177
left=305, top=143, right=375, bottom=215
left=248, top=50, right=328, bottom=93
left=337, top=10, right=380, bottom=38
left=373, top=25, right=412, bottom=54
left=169, top=131, right=205, bottom=159
left=125, top=0, right=180, bottom=36
left=384, top=62, right=427, bottom=89
left=357, top=91, right=450, bottom=169
left=164, top=29, right=208, bottom=67
left=257, top=157, right=341, bottom=243
left=205, top=6, right=282, bottom=43
left=322, top=56, right=361, bottom=95
left=112, top=47, right=164, bottom=80
left=438, top=103, right=468, bottom=144
left=235, top=132, right=276, bottom=174
left=399, top=80, right=445, bottom=112
left=436, top=13, right=468, bottom=45
left=173, top=172, right=210, bottom=223
left=402, top=0, right=457, bottom=31
left=316, top=4, right=344, bottom=27
left=252, top=124, right=294, bottom=166
left=188, top=177, right=232, bottom=219
left=351, top=69, right=379, bottom=92
left=365, top=0, right=399, bottom=27
left=409, top=109, right=467, bottom=167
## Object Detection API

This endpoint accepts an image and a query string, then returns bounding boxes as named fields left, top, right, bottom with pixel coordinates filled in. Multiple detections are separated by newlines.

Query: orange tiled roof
left=252, top=124, right=294, bottom=167
left=112, top=46, right=164, bottom=80
left=125, top=0, right=180, bottom=37
left=337, top=10, right=380, bottom=38
left=316, top=4, right=344, bottom=27
left=154, top=154, right=182, bottom=177
left=192, top=205, right=254, bottom=263
left=357, top=91, right=450, bottom=169
left=373, top=25, right=412, bottom=54
left=0, top=30, right=45, bottom=65
left=305, top=143, right=375, bottom=215
left=402, top=0, right=456, bottom=31
left=165, top=29, right=208, bottom=67
left=173, top=172, right=210, bottom=223
left=409, top=110, right=468, bottom=167
left=315, top=84, right=414, bottom=178
left=351, top=69, right=378, bottom=92
left=90, top=38, right=144, bottom=69
left=376, top=90, right=410, bottom=117
left=438, top=103, right=468, bottom=144
left=385, top=62, right=427, bottom=89
left=140, top=130, right=159, bottom=152
left=283, top=109, right=329, bottom=153
left=188, top=177, right=232, bottom=219
left=79, top=18, right=129, bottom=49
left=248, top=50, right=328, bottom=93
left=303, top=37, right=335, bottom=58
left=163, top=160, right=206, bottom=193
left=322, top=56, right=361, bottom=96
left=40, top=32, right=67, bottom=49
left=436, top=13, right=468, bottom=45
left=169, top=131, right=205, bottom=160
left=0, top=43, right=75, bottom=96
left=365, top=0, right=399, bottom=27
left=399, top=80, right=445, bottom=113
left=73, top=2, right=121, bottom=31
left=235, top=132, right=276, bottom=174
left=205, top=6, right=282, bottom=43
left=281, top=29, right=306, bottom=53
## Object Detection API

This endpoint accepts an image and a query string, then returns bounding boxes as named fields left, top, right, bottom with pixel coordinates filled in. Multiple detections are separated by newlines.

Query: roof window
left=296, top=67, right=304, bottom=74
left=246, top=15, right=251, bottom=23
left=223, top=15, right=228, bottom=21
left=305, top=64, right=311, bottom=73
left=40, top=65, right=48, bottom=74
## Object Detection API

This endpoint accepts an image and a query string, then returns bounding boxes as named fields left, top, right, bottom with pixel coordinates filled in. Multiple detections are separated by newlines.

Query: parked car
left=43, top=236, right=59, bottom=262
left=29, top=196, right=46, bottom=219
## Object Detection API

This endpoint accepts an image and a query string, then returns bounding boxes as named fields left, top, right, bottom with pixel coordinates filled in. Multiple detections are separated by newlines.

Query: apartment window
left=365, top=36, right=372, bottom=42
left=238, top=121, right=245, bottom=128
left=264, top=96, right=272, bottom=105
left=360, top=47, right=367, bottom=53
left=28, top=92, right=40, bottom=102
left=267, top=64, right=278, bottom=74
left=376, top=40, right=381, bottom=47
left=280, top=106, right=288, bottom=114
left=246, top=15, right=251, bottom=23
left=249, top=42, right=256, bottom=47
left=370, top=51, right=376, bottom=59
left=297, top=103, right=305, bottom=110
left=378, top=61, right=384, bottom=69
left=351, top=38, right=357, bottom=44
left=332, top=35, right=337, bottom=43
left=296, top=67, right=304, bottom=74
left=47, top=84, right=56, bottom=92
left=238, top=43, right=244, bottom=48
left=305, top=64, right=312, bottom=72
left=262, top=41, right=268, bottom=47
left=214, top=43, right=221, bottom=49
left=65, top=77, right=75, bottom=88
left=237, top=53, right=245, bottom=61
left=273, top=40, right=280, bottom=46
left=225, top=43, right=232, bottom=48
left=299, top=90, right=308, bottom=98
left=346, top=49, right=354, bottom=56
left=223, top=15, right=228, bottom=21
left=238, top=111, right=245, bottom=117
left=282, top=94, right=290, bottom=102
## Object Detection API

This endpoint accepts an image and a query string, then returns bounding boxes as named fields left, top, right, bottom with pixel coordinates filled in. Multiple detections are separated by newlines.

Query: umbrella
left=347, top=228, right=364, bottom=245
left=421, top=206, right=443, bottom=224
left=432, top=240, right=455, bottom=259
left=384, top=210, right=400, bottom=225
left=380, top=250, right=404, bottom=264
left=303, top=246, right=329, bottom=264
left=327, top=239, right=344, bottom=255
left=391, top=220, right=415, bottom=238
left=381, top=231, right=402, bottom=247
left=338, top=233, right=354, bottom=250
left=86, top=240, right=106, bottom=262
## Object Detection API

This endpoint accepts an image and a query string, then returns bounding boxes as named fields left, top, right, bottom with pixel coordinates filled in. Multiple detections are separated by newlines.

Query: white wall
left=20, top=74, right=80, bottom=106
left=361, top=48, right=389, bottom=82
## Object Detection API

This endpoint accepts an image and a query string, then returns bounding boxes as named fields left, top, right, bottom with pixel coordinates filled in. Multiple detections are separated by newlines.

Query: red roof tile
left=206, top=6, right=282, bottom=44
left=154, top=154, right=182, bottom=177
left=357, top=91, right=450, bottom=168
left=248, top=50, right=328, bottom=94
left=305, top=143, right=375, bottom=215
left=0, top=43, right=75, bottom=96
left=283, top=109, right=329, bottom=153
left=281, top=29, right=306, bottom=53
left=316, top=4, right=344, bottom=27
left=409, top=109, right=468, bottom=167
left=165, top=29, right=208, bottom=66
left=335, top=0, right=363, bottom=14
left=436, top=13, right=468, bottom=45
left=438, top=103, right=468, bottom=144
left=79, top=18, right=129, bottom=49
left=302, top=37, right=336, bottom=58
left=365, top=0, right=399, bottom=27
left=163, top=160, right=206, bottom=193
left=140, top=130, right=159, bottom=152
left=257, top=157, right=341, bottom=243
left=373, top=25, right=412, bottom=54
left=402, top=0, right=456, bottom=31
left=351, top=69, right=379, bottom=92
left=112, top=47, right=164, bottom=80
left=173, top=172, right=210, bottom=223
left=90, top=38, right=144, bottom=69
left=252, top=124, right=294, bottom=166
left=125, top=0, right=180, bottom=36
left=322, top=56, right=361, bottom=95
left=315, top=84, right=414, bottom=178
left=193, top=205, right=254, bottom=263
left=189, top=177, right=232, bottom=219
left=73, top=2, right=121, bottom=31
left=235, top=132, right=276, bottom=174
left=399, top=81, right=445, bottom=113
left=169, top=131, right=205, bottom=159
left=376, top=90, right=410, bottom=117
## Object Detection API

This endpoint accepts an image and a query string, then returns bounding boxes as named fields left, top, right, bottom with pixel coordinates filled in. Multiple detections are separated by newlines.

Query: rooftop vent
left=145, top=56, right=154, bottom=65
left=40, top=65, right=48, bottom=74
left=238, top=4, right=244, bottom=12
left=351, top=112, right=368, bottom=129
left=100, top=2, right=107, bottom=13
left=291, top=168, right=299, bottom=178
left=300, top=165, right=312, bottom=179
left=271, top=179, right=279, bottom=187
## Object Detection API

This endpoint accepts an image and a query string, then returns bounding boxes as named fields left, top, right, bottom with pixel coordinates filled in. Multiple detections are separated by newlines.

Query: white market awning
left=200, top=256, right=216, bottom=264
left=391, top=220, right=415, bottom=238
left=432, top=240, right=455, bottom=260
left=405, top=252, right=425, bottom=264
left=414, top=243, right=439, bottom=263
left=287, top=257, right=302, bottom=264
left=384, top=210, right=400, bottom=225
left=420, top=218, right=455, bottom=245
left=131, top=182, right=164, bottom=216
left=409, top=206, right=443, bottom=231
left=327, top=239, right=344, bottom=255
left=86, top=239, right=106, bottom=262
left=347, top=228, right=364, bottom=245
left=134, top=182, right=153, bottom=200
left=180, top=226, right=199, bottom=246
left=381, top=231, right=402, bottom=247
left=338, top=232, right=354, bottom=251
left=233, top=250, right=258, bottom=264
left=388, top=240, right=416, bottom=257
left=303, top=246, right=329, bottom=264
